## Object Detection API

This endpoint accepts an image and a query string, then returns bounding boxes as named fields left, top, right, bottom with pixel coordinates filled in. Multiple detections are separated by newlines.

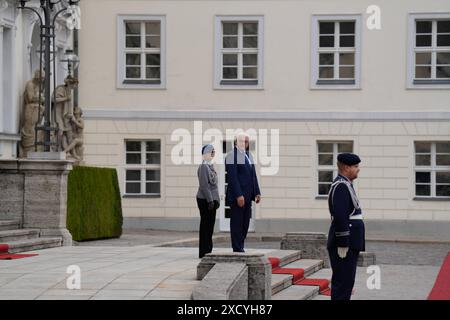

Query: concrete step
left=5, top=237, right=62, bottom=254
left=0, top=229, right=40, bottom=243
left=0, top=220, right=21, bottom=231
left=265, top=250, right=302, bottom=268
left=282, top=259, right=324, bottom=278
left=272, top=284, right=320, bottom=300
left=271, top=273, right=293, bottom=295
left=307, top=268, right=332, bottom=280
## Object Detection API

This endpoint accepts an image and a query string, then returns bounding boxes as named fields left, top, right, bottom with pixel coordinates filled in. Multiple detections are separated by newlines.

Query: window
left=317, top=141, right=354, bottom=196
left=408, top=13, right=450, bottom=88
left=414, top=142, right=450, bottom=198
left=311, top=15, right=361, bottom=89
left=215, top=16, right=264, bottom=89
left=117, top=15, right=165, bottom=89
left=125, top=140, right=161, bottom=197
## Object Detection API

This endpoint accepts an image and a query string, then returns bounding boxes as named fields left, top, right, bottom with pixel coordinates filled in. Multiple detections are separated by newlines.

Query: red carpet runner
left=428, top=252, right=450, bottom=300
left=0, top=244, right=38, bottom=260
left=268, top=257, right=331, bottom=296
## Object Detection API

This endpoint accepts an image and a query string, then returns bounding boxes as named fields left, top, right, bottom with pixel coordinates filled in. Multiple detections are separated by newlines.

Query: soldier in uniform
left=327, top=153, right=365, bottom=300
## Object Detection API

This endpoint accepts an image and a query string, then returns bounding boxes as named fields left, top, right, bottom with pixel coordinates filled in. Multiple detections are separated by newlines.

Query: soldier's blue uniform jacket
left=327, top=174, right=365, bottom=251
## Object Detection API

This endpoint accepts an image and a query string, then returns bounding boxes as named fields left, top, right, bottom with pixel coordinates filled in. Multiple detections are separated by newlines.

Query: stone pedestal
left=197, top=253, right=271, bottom=300
left=0, top=158, right=74, bottom=246
left=280, top=232, right=330, bottom=267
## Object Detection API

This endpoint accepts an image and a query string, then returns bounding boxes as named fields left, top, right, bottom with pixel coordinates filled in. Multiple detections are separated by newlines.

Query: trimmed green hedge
left=67, top=166, right=123, bottom=241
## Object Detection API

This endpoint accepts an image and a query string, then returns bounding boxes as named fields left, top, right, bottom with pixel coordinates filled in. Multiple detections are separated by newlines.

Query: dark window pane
left=437, top=172, right=450, bottom=184
left=147, top=141, right=161, bottom=152
left=416, top=35, right=432, bottom=47
left=319, top=184, right=331, bottom=195
left=415, top=155, right=431, bottom=166
left=416, top=52, right=432, bottom=65
left=146, top=153, right=161, bottom=165
left=340, top=22, right=355, bottom=34
left=416, top=172, right=431, bottom=183
left=318, top=143, right=333, bottom=152
left=126, top=67, right=141, bottom=79
left=243, top=23, right=258, bottom=35
left=145, top=22, right=160, bottom=35
left=223, top=36, right=238, bottom=48
left=126, top=54, right=141, bottom=66
left=126, top=141, right=141, bottom=152
left=339, top=53, right=354, bottom=65
left=339, top=35, right=354, bottom=47
left=437, top=35, right=450, bottom=47
left=126, top=170, right=141, bottom=181
left=146, top=182, right=160, bottom=194
left=319, top=154, right=333, bottom=166
left=415, top=66, right=431, bottom=78
left=243, top=67, right=257, bottom=79
left=319, top=53, right=334, bottom=65
left=320, top=22, right=334, bottom=34
left=126, top=182, right=141, bottom=194
left=416, top=184, right=431, bottom=196
left=243, top=54, right=257, bottom=66
left=437, top=155, right=450, bottom=166
left=126, top=153, right=141, bottom=164
left=320, top=36, right=334, bottom=47
left=223, top=67, right=238, bottom=79
left=223, top=23, right=238, bottom=35
left=319, top=171, right=333, bottom=183
left=416, top=21, right=432, bottom=33
left=146, top=170, right=161, bottom=181
left=126, top=36, right=141, bottom=48
left=146, top=54, right=160, bottom=66
left=339, top=66, right=354, bottom=78
left=223, top=54, right=238, bottom=66
left=437, top=20, right=450, bottom=33
left=436, top=185, right=450, bottom=197
left=415, top=142, right=431, bottom=153
left=145, top=36, right=160, bottom=48
left=243, top=36, right=258, bottom=48
left=437, top=53, right=450, bottom=65
left=436, top=142, right=450, bottom=153
left=338, top=143, right=353, bottom=153
left=437, top=66, right=450, bottom=78
left=319, top=67, right=334, bottom=78
left=146, top=67, right=160, bottom=79
left=126, top=22, right=140, bottom=35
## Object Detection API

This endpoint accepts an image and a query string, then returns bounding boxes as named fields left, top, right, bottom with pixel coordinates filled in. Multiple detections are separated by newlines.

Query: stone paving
left=0, top=229, right=448, bottom=300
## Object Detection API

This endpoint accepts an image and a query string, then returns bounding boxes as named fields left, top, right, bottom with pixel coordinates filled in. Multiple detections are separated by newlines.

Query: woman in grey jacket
left=197, top=144, right=220, bottom=258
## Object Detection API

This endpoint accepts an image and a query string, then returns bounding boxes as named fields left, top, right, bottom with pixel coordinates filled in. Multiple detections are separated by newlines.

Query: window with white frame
left=125, top=140, right=161, bottom=196
left=117, top=15, right=165, bottom=88
left=414, top=142, right=450, bottom=198
left=408, top=14, right=450, bottom=87
left=215, top=16, right=264, bottom=88
left=311, top=15, right=361, bottom=88
left=317, top=141, right=354, bottom=196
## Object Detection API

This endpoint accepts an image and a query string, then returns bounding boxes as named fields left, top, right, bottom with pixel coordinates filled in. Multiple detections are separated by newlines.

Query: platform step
left=0, top=220, right=21, bottom=231
left=5, top=237, right=62, bottom=254
left=271, top=273, right=293, bottom=295
left=265, top=250, right=302, bottom=268
left=272, top=284, right=320, bottom=300
left=0, top=229, right=40, bottom=243
left=281, top=259, right=324, bottom=278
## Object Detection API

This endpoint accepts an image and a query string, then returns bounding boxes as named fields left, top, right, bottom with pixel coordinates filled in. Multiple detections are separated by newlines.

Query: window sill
left=413, top=197, right=450, bottom=201
left=123, top=194, right=161, bottom=198
left=315, top=195, right=329, bottom=200
left=413, top=79, right=450, bottom=85
left=123, top=80, right=161, bottom=85
left=316, top=79, right=356, bottom=85
left=220, top=80, right=259, bottom=85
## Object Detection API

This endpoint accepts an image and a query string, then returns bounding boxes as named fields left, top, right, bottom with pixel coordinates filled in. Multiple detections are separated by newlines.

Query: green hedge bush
left=67, top=166, right=123, bottom=241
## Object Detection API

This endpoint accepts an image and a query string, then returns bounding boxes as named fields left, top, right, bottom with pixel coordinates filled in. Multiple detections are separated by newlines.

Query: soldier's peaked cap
left=337, top=153, right=361, bottom=166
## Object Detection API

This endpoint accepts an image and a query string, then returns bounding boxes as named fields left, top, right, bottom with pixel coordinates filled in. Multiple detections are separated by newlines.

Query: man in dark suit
left=327, top=153, right=365, bottom=300
left=225, top=133, right=261, bottom=252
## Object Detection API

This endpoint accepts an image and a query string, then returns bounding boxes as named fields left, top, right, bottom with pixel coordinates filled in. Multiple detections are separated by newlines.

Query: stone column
left=0, top=160, right=24, bottom=224
left=197, top=253, right=272, bottom=300
left=280, top=232, right=330, bottom=267
left=21, top=157, right=73, bottom=245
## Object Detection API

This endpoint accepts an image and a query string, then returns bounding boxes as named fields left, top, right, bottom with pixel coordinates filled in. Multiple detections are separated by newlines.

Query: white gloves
left=337, top=247, right=349, bottom=259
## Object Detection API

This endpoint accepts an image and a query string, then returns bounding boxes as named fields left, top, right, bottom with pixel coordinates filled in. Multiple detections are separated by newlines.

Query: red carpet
left=0, top=243, right=38, bottom=260
left=273, top=268, right=305, bottom=283
left=428, top=252, right=450, bottom=300
left=268, top=257, right=280, bottom=269
left=295, top=278, right=331, bottom=293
